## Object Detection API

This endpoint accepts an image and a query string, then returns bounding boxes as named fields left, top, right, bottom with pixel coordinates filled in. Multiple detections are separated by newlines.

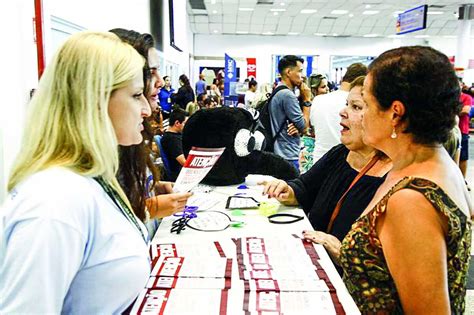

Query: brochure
left=172, top=147, right=225, bottom=193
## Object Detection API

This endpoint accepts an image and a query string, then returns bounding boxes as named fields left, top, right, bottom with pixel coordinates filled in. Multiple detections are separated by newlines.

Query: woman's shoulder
left=383, top=176, right=471, bottom=221
left=322, top=144, right=349, bottom=162
left=4, top=168, right=100, bottom=225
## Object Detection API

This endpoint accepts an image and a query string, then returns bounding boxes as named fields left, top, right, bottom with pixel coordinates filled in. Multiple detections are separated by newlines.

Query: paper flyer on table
left=173, top=147, right=225, bottom=193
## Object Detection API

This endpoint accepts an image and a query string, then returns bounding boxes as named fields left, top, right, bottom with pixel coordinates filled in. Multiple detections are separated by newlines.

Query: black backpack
left=255, top=85, right=289, bottom=152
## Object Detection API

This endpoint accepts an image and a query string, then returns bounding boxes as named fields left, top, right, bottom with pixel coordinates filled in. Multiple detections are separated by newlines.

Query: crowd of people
left=1, top=27, right=472, bottom=315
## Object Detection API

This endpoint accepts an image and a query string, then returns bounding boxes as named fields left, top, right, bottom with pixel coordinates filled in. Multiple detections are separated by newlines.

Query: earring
left=391, top=127, right=397, bottom=139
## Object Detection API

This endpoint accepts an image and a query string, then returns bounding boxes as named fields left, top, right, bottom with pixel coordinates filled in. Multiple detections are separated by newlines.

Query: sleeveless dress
left=339, top=177, right=472, bottom=314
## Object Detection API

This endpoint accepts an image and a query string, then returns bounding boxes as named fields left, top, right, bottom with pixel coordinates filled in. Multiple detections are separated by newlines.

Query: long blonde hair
left=8, top=31, right=144, bottom=206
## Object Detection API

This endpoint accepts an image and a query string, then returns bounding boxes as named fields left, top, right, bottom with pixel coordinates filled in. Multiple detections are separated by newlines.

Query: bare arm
left=176, top=154, right=186, bottom=166
left=378, top=190, right=450, bottom=314
left=460, top=105, right=471, bottom=116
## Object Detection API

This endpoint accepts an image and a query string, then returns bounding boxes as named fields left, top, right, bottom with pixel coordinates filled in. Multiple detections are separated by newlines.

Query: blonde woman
left=1, top=32, right=151, bottom=313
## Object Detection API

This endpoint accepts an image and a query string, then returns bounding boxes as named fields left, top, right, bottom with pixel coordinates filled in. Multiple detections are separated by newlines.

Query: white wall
left=161, top=0, right=194, bottom=85
left=0, top=0, right=38, bottom=202
left=194, top=34, right=468, bottom=85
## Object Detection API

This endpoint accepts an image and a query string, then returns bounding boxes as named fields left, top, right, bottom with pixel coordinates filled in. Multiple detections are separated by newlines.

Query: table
left=131, top=183, right=360, bottom=314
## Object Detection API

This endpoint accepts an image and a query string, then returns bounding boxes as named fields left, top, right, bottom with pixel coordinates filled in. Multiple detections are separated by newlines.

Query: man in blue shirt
left=195, top=73, right=207, bottom=96
left=270, top=55, right=310, bottom=173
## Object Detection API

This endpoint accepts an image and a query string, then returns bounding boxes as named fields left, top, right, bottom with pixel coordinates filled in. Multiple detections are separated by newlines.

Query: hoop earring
left=391, top=127, right=397, bottom=139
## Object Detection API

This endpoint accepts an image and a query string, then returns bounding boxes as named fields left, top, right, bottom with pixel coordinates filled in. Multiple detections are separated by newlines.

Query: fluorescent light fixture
left=387, top=34, right=405, bottom=38
left=211, top=0, right=216, bottom=3
left=414, top=35, right=430, bottom=38
left=427, top=11, right=444, bottom=15
left=349, top=13, right=354, bottom=17
left=363, top=34, right=379, bottom=37
left=393, top=10, right=403, bottom=17
left=288, top=32, right=299, bottom=35
left=313, top=33, right=327, bottom=36
left=273, top=12, right=279, bottom=15
left=332, top=33, right=339, bottom=36
left=365, top=4, right=371, bottom=8
left=236, top=31, right=249, bottom=34
left=212, top=10, right=217, bottom=14
left=262, top=31, right=274, bottom=35
left=239, top=7, right=254, bottom=11
left=301, top=9, right=317, bottom=14
left=213, top=30, right=219, bottom=33
left=363, top=10, right=379, bottom=15
left=270, top=8, right=286, bottom=12
left=331, top=10, right=348, bottom=15
left=280, top=2, right=285, bottom=6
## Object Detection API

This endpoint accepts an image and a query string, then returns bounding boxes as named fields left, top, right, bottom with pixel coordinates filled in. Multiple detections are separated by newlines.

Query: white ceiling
left=186, top=0, right=473, bottom=38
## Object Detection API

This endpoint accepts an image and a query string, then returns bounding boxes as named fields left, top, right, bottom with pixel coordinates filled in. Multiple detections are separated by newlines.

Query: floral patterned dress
left=340, top=177, right=472, bottom=314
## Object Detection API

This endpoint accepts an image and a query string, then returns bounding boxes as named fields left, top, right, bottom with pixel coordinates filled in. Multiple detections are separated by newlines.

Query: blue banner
left=224, top=53, right=238, bottom=107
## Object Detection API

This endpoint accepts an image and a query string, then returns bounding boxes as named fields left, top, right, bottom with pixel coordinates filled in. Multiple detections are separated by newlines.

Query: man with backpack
left=266, top=55, right=310, bottom=173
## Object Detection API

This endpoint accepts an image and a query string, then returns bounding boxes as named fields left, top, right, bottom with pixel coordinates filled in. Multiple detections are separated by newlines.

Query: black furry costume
left=182, top=107, right=298, bottom=185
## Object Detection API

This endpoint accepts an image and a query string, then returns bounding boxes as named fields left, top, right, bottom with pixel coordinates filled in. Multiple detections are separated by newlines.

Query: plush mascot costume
left=182, top=107, right=298, bottom=185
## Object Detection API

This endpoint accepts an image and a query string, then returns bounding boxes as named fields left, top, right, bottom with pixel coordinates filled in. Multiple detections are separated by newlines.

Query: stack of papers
left=131, top=236, right=344, bottom=314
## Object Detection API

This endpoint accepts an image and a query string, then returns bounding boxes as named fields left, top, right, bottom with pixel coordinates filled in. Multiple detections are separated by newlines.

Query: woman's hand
left=155, top=181, right=173, bottom=195
left=146, top=192, right=193, bottom=219
left=259, top=179, right=298, bottom=206
left=303, top=230, right=341, bottom=263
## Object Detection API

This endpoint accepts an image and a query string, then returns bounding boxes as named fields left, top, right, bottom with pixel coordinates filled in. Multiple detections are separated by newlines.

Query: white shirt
left=244, top=90, right=256, bottom=108
left=310, top=90, right=349, bottom=162
left=0, top=168, right=150, bottom=314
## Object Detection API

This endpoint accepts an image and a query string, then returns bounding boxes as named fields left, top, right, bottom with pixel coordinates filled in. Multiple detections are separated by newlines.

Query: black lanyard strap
left=94, top=177, right=147, bottom=243
left=267, top=213, right=304, bottom=224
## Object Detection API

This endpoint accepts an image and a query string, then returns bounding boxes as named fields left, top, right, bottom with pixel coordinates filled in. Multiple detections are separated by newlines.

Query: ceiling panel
left=190, top=0, right=474, bottom=38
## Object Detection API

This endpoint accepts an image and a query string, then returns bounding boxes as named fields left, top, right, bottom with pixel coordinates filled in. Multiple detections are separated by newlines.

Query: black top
left=171, top=86, right=195, bottom=110
left=288, top=144, right=385, bottom=241
left=161, top=131, right=184, bottom=181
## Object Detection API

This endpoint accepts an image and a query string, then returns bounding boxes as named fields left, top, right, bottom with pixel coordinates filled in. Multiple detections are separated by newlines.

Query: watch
left=302, top=101, right=312, bottom=107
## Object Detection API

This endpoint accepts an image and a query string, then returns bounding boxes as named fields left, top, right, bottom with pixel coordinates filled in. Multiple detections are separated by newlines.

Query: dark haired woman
left=110, top=29, right=192, bottom=237
left=172, top=74, right=195, bottom=110
left=340, top=46, right=472, bottom=314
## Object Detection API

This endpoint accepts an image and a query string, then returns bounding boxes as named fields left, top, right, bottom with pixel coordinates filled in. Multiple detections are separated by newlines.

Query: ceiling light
left=301, top=9, right=317, bottom=14
left=363, top=10, right=379, bottom=15
left=213, top=30, right=218, bottom=33
left=288, top=32, right=299, bottom=35
left=331, top=10, right=348, bottom=15
left=387, top=34, right=405, bottom=38
left=211, top=0, right=216, bottom=3
left=365, top=4, right=371, bottom=8
left=236, top=31, right=249, bottom=34
left=280, top=2, right=285, bottom=6
left=262, top=32, right=274, bottom=35
left=239, top=7, right=254, bottom=11
left=363, top=34, right=378, bottom=37
left=333, top=33, right=339, bottom=36
left=212, top=10, right=217, bottom=14
left=414, top=35, right=430, bottom=38
left=270, top=8, right=286, bottom=12
left=349, top=13, right=354, bottom=17
left=313, top=33, right=327, bottom=36
left=273, top=12, right=279, bottom=15
left=427, top=11, right=444, bottom=15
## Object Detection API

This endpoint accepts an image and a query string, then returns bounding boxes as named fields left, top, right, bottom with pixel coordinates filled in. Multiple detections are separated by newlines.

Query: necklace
left=94, top=177, right=147, bottom=243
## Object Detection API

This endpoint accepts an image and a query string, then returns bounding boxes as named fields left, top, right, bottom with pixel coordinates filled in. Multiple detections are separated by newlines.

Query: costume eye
left=234, top=129, right=252, bottom=157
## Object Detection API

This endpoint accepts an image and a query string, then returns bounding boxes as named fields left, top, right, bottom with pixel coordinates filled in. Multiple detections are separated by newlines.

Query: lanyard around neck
left=94, top=177, right=147, bottom=243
